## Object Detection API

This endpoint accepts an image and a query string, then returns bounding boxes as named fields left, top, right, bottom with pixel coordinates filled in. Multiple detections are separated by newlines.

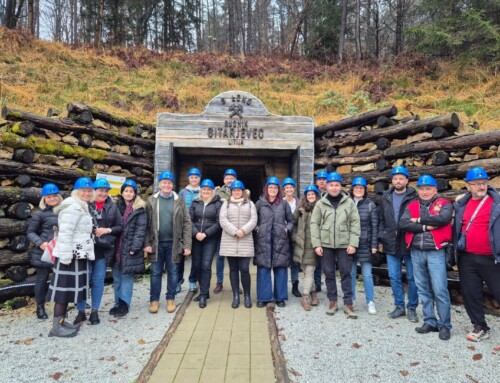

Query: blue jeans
left=112, top=265, right=135, bottom=308
left=289, top=241, right=299, bottom=282
left=314, top=258, right=322, bottom=286
left=257, top=266, right=288, bottom=302
left=150, top=241, right=179, bottom=301
left=192, top=237, right=218, bottom=297
left=77, top=257, right=106, bottom=311
left=351, top=256, right=375, bottom=303
left=215, top=240, right=224, bottom=283
left=411, top=249, right=451, bottom=329
left=386, top=253, right=418, bottom=309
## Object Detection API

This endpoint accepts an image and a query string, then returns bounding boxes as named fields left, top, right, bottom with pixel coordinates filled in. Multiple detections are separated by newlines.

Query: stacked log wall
left=0, top=103, right=155, bottom=301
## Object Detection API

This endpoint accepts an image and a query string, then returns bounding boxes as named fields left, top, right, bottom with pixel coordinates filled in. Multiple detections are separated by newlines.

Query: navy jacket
left=27, top=206, right=58, bottom=268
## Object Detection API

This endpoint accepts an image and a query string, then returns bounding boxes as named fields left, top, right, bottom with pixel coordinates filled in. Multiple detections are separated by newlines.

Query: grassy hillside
left=0, top=28, right=498, bottom=131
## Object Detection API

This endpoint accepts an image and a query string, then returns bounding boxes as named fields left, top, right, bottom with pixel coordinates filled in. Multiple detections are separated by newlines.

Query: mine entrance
left=155, top=91, right=314, bottom=196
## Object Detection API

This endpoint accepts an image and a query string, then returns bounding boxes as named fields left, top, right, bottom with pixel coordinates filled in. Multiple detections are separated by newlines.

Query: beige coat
left=219, top=198, right=257, bottom=258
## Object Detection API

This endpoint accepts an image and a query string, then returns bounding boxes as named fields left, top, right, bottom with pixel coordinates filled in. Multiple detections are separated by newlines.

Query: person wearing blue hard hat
left=144, top=170, right=192, bottom=315
left=311, top=171, right=360, bottom=318
left=400, top=174, right=453, bottom=340
left=349, top=177, right=379, bottom=315
left=219, top=180, right=257, bottom=309
left=282, top=177, right=301, bottom=298
left=27, top=183, right=63, bottom=320
left=75, top=178, right=123, bottom=326
left=454, top=167, right=500, bottom=343
left=46, top=177, right=95, bottom=338
left=293, top=184, right=321, bottom=311
left=178, top=168, right=202, bottom=295
left=254, top=177, right=295, bottom=308
left=315, top=170, right=328, bottom=195
left=189, top=179, right=223, bottom=308
left=213, top=168, right=239, bottom=294
left=110, top=179, right=147, bottom=318
left=380, top=165, right=419, bottom=322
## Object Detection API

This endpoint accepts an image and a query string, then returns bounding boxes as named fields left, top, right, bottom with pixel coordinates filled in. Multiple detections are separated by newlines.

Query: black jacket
left=353, top=197, right=379, bottom=263
left=189, top=195, right=223, bottom=239
left=379, top=186, right=417, bottom=256
left=254, top=197, right=295, bottom=268
left=89, top=197, right=123, bottom=266
left=27, top=206, right=58, bottom=269
left=453, top=186, right=500, bottom=263
left=115, top=196, right=147, bottom=274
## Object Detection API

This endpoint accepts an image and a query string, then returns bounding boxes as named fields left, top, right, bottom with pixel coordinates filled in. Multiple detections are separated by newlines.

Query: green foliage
left=429, top=97, right=482, bottom=117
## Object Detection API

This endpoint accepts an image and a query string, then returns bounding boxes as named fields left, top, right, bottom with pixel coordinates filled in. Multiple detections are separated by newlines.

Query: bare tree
left=355, top=0, right=362, bottom=60
left=338, top=0, right=348, bottom=64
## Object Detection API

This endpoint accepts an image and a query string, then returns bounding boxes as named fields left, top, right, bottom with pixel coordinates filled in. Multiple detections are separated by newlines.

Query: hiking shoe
left=166, top=300, right=176, bottom=313
left=276, top=301, right=286, bottom=308
left=344, top=304, right=358, bottom=319
left=439, top=327, right=451, bottom=341
left=189, top=282, right=198, bottom=292
left=388, top=306, right=406, bottom=319
left=407, top=308, right=419, bottom=323
left=89, top=310, right=100, bottom=325
left=367, top=301, right=377, bottom=315
left=176, top=283, right=182, bottom=294
left=301, top=295, right=311, bottom=311
left=109, top=306, right=119, bottom=316
left=326, top=300, right=338, bottom=316
left=213, top=282, right=223, bottom=294
left=149, top=301, right=159, bottom=314
left=310, top=292, right=319, bottom=306
left=466, top=326, right=490, bottom=342
left=257, top=301, right=266, bottom=308
left=415, top=323, right=439, bottom=334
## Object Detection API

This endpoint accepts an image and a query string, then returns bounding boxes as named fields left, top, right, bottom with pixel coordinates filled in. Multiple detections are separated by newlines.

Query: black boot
left=49, top=316, right=78, bottom=338
left=73, top=310, right=87, bottom=326
left=244, top=295, right=252, bottom=309
left=36, top=304, right=48, bottom=319
left=292, top=281, right=301, bottom=298
left=231, top=294, right=240, bottom=309
left=199, top=296, right=207, bottom=309
left=89, top=310, right=100, bottom=325
left=114, top=299, right=129, bottom=318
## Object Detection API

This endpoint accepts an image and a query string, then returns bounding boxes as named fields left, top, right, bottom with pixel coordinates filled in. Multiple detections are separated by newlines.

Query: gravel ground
left=278, top=277, right=500, bottom=383
left=0, top=274, right=187, bottom=383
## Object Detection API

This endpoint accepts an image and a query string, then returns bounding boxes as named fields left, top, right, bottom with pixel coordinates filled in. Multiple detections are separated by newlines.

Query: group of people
left=28, top=164, right=500, bottom=347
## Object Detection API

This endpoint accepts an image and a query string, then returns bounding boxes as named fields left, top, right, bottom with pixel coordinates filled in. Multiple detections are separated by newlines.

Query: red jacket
left=405, top=198, right=452, bottom=250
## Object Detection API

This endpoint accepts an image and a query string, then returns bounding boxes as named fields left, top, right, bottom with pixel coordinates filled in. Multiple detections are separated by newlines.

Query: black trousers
left=322, top=248, right=353, bottom=305
left=35, top=267, right=51, bottom=305
left=227, top=257, right=251, bottom=296
left=458, top=252, right=500, bottom=330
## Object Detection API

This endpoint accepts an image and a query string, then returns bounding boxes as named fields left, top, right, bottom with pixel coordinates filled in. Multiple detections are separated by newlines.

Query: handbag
left=89, top=205, right=115, bottom=251
left=41, top=229, right=58, bottom=264
left=456, top=195, right=488, bottom=252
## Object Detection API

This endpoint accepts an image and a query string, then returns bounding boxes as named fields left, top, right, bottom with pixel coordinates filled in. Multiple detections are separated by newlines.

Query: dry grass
left=0, top=29, right=498, bottom=131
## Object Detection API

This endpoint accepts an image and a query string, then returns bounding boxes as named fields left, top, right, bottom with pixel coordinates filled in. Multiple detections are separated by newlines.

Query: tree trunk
left=338, top=0, right=348, bottom=64
left=0, top=187, right=43, bottom=205
left=0, top=218, right=30, bottom=238
left=355, top=0, right=362, bottom=60
left=95, top=0, right=105, bottom=49
left=394, top=0, right=404, bottom=55
left=315, top=105, right=398, bottom=136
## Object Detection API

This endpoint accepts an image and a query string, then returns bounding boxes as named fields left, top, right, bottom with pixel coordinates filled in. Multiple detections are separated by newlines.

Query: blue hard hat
left=417, top=175, right=438, bottom=187
left=390, top=166, right=410, bottom=178
left=326, top=172, right=343, bottom=184
left=351, top=177, right=368, bottom=187
left=465, top=167, right=489, bottom=182
left=266, top=177, right=281, bottom=187
left=93, top=178, right=111, bottom=190
left=282, top=177, right=296, bottom=188
left=41, top=183, right=60, bottom=196
left=230, top=180, right=245, bottom=190
left=200, top=179, right=215, bottom=189
left=187, top=168, right=202, bottom=178
left=316, top=170, right=328, bottom=180
left=158, top=171, right=175, bottom=183
left=224, top=168, right=237, bottom=177
left=73, top=177, right=93, bottom=190
left=303, top=184, right=320, bottom=196
left=121, top=179, right=138, bottom=194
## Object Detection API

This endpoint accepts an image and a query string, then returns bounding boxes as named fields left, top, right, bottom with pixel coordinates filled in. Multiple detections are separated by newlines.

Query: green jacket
left=292, top=207, right=316, bottom=266
left=144, top=191, right=192, bottom=263
left=310, top=192, right=360, bottom=249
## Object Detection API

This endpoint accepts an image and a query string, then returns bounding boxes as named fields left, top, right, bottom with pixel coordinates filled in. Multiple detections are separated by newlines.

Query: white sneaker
left=367, top=301, right=377, bottom=315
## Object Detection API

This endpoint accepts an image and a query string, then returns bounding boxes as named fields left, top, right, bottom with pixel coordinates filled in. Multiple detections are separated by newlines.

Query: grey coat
left=219, top=198, right=257, bottom=258
left=292, top=205, right=317, bottom=266
left=144, top=191, right=192, bottom=263
left=254, top=196, right=295, bottom=268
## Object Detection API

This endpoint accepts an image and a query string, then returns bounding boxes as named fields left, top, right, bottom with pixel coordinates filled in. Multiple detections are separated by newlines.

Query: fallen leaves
left=351, top=343, right=361, bottom=349
left=49, top=372, right=63, bottom=380
left=472, top=353, right=483, bottom=361
left=409, top=362, right=420, bottom=367
left=467, top=346, right=476, bottom=351
left=14, top=337, right=35, bottom=345
left=400, top=370, right=409, bottom=377
left=138, top=338, right=146, bottom=345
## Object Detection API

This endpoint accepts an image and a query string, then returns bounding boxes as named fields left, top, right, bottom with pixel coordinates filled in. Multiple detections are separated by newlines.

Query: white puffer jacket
left=53, top=195, right=95, bottom=263
left=219, top=198, right=257, bottom=258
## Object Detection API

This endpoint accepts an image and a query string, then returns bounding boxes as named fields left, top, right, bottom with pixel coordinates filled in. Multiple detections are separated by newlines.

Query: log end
left=389, top=105, right=398, bottom=117
left=451, top=113, right=460, bottom=128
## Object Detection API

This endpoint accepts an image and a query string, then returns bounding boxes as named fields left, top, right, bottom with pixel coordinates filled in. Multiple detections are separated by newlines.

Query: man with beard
left=379, top=166, right=419, bottom=322
left=454, top=167, right=500, bottom=343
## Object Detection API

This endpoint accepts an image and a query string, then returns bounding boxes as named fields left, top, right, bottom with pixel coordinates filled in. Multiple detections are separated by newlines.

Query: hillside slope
left=0, top=28, right=498, bottom=131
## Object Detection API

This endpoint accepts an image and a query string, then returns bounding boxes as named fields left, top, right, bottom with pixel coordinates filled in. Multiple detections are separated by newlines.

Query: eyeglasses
left=468, top=182, right=488, bottom=187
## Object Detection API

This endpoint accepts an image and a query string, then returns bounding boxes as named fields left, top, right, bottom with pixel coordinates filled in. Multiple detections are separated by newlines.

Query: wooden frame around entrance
left=155, top=90, right=314, bottom=194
